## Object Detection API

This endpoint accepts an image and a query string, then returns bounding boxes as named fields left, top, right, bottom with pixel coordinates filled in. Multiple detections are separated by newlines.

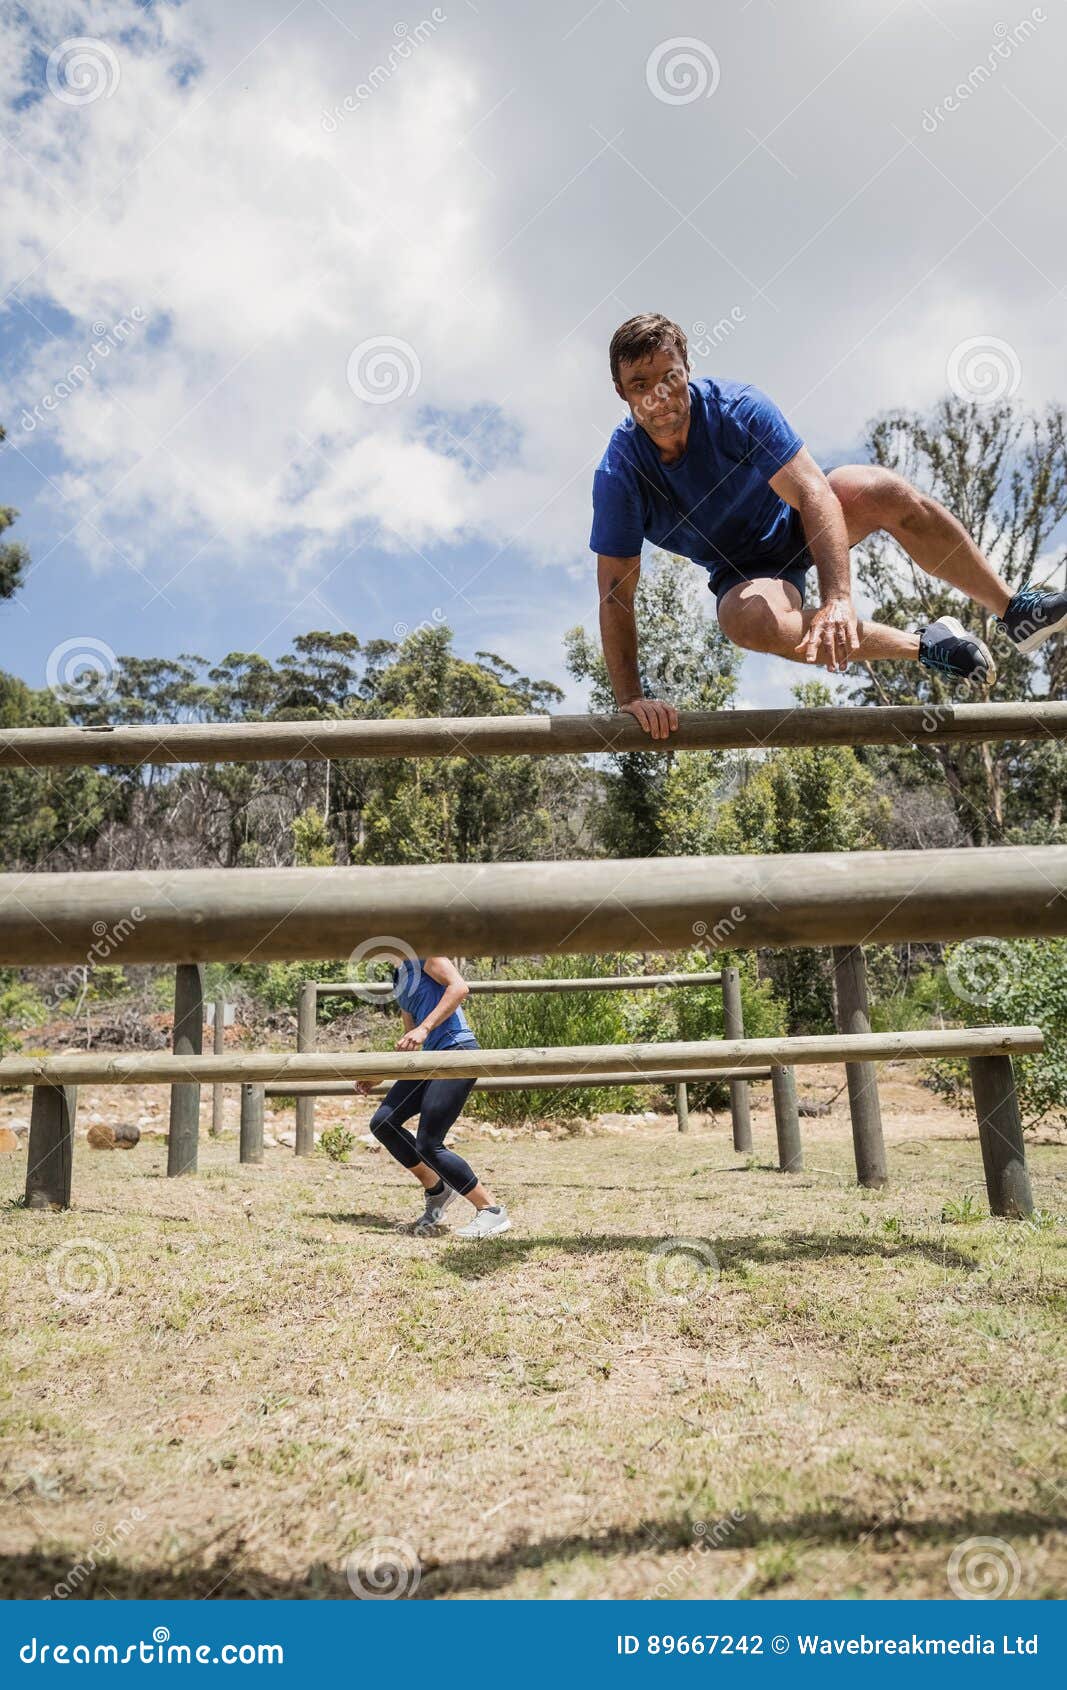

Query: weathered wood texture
left=0, top=1028, right=1042, bottom=1087
left=832, top=945, right=888, bottom=1190
left=4, top=848, right=1063, bottom=966
left=315, top=971, right=725, bottom=996
left=3, top=702, right=1064, bottom=768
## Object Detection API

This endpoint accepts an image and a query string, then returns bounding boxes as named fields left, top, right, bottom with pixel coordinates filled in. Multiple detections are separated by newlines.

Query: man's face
left=614, top=347, right=691, bottom=446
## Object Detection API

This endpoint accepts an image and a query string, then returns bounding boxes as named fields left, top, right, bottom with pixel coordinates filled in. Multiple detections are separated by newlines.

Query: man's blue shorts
left=709, top=503, right=816, bottom=616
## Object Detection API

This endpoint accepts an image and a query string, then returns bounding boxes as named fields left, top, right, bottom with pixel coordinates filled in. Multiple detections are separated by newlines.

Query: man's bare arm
left=770, top=446, right=859, bottom=673
left=597, top=553, right=678, bottom=740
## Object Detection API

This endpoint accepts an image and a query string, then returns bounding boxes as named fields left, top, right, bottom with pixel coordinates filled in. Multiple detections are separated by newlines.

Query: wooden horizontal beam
left=1, top=848, right=1065, bottom=964
left=0, top=1028, right=1041, bottom=1087
left=262, top=1067, right=774, bottom=1096
left=1, top=701, right=1064, bottom=769
left=315, top=971, right=724, bottom=996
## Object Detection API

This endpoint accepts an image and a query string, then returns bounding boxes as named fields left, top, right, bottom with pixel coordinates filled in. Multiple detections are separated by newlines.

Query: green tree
left=293, top=806, right=335, bottom=866
left=851, top=397, right=1067, bottom=843
left=0, top=627, right=596, bottom=872
left=1, top=423, right=30, bottom=602
left=564, top=552, right=740, bottom=856
left=709, top=682, right=884, bottom=1030
left=351, top=625, right=590, bottom=864
left=0, top=671, right=110, bottom=869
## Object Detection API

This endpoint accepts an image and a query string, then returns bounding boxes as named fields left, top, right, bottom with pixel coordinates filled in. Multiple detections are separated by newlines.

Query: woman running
left=355, top=955, right=510, bottom=1239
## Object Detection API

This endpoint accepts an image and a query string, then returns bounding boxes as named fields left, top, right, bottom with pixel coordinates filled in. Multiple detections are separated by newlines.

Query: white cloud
left=3, top=0, right=1066, bottom=610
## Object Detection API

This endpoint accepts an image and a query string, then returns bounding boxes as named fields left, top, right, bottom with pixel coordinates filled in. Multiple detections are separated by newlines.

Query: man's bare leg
left=824, top=465, right=1011, bottom=617
left=719, top=580, right=920, bottom=666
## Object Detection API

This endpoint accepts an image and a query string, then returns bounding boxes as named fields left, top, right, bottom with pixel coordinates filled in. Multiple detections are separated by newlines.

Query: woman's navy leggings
left=369, top=1076, right=479, bottom=1195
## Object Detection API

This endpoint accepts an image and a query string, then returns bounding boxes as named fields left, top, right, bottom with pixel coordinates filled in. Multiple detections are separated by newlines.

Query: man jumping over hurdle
left=592, top=312, right=1067, bottom=738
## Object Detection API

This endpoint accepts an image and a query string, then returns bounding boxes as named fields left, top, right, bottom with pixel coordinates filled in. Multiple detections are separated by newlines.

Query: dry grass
left=0, top=1067, right=1064, bottom=1601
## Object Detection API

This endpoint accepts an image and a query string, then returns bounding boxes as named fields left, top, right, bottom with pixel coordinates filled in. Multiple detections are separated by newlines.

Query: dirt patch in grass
left=1, top=1067, right=1064, bottom=1600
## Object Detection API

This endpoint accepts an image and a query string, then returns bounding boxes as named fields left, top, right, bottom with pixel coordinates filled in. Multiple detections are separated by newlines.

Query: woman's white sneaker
left=456, top=1205, right=511, bottom=1239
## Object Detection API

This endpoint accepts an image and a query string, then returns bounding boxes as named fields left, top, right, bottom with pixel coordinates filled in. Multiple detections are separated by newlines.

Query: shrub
left=320, top=1122, right=356, bottom=1163
left=927, top=937, right=1067, bottom=1127
left=463, top=954, right=640, bottom=1125
left=462, top=951, right=785, bottom=1124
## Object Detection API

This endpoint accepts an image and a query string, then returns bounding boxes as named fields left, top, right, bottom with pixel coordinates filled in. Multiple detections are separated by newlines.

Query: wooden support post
left=675, top=1081, right=690, bottom=1134
left=832, top=945, right=888, bottom=1189
left=295, top=981, right=317, bottom=1157
left=210, top=999, right=227, bottom=1137
left=25, top=1084, right=78, bottom=1210
left=167, top=963, right=204, bottom=1178
left=969, top=1054, right=1034, bottom=1219
left=239, top=1083, right=265, bottom=1165
left=720, top=967, right=752, bottom=1153
left=770, top=1065, right=803, bottom=1173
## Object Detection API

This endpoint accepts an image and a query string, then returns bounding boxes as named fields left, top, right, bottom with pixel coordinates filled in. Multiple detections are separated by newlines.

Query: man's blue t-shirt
left=393, top=959, right=478, bottom=1052
left=589, top=377, right=808, bottom=595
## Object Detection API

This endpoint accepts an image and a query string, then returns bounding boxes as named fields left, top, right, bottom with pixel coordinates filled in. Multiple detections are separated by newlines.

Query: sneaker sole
left=458, top=1217, right=512, bottom=1240
left=1009, top=608, right=1067, bottom=654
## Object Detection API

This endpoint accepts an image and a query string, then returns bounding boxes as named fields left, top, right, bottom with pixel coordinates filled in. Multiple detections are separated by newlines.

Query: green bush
left=866, top=967, right=948, bottom=1035
left=320, top=1122, right=356, bottom=1163
left=463, top=954, right=641, bottom=1125
left=928, top=937, right=1067, bottom=1127
left=622, top=950, right=785, bottom=1110
left=217, top=959, right=355, bottom=1016
left=0, top=971, right=49, bottom=1057
left=462, top=951, right=785, bottom=1124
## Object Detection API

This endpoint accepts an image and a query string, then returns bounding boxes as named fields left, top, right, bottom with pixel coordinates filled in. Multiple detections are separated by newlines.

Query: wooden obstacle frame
left=12, top=1028, right=1041, bottom=1219
left=293, top=968, right=738, bottom=1149
left=2, top=703, right=1059, bottom=1223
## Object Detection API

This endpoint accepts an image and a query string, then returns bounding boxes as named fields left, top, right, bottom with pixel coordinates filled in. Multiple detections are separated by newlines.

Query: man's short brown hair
left=609, top=313, right=689, bottom=386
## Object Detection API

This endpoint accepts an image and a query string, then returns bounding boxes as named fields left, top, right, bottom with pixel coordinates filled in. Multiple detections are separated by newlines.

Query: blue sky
left=2, top=0, right=1064, bottom=712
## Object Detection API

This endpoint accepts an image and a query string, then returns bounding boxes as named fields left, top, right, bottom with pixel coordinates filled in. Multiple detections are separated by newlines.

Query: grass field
left=1, top=1070, right=1064, bottom=1601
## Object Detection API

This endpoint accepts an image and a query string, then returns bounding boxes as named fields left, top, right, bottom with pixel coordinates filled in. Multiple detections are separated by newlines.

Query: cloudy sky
left=1, top=0, right=1063, bottom=710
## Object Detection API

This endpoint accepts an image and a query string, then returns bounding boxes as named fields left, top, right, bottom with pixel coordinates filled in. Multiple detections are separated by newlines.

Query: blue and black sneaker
left=997, top=583, right=1067, bottom=655
left=918, top=616, right=997, bottom=686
